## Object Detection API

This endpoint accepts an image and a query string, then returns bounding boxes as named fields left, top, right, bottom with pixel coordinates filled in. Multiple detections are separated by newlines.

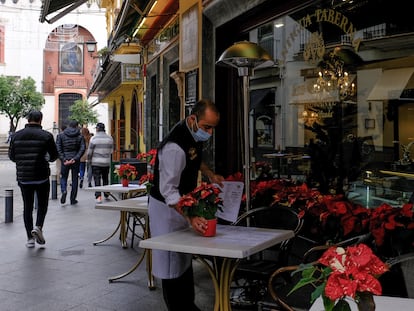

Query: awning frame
left=367, top=67, right=414, bottom=101
left=40, top=0, right=88, bottom=24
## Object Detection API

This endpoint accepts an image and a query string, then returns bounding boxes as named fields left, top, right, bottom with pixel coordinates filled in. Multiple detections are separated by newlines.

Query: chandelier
left=312, top=52, right=356, bottom=100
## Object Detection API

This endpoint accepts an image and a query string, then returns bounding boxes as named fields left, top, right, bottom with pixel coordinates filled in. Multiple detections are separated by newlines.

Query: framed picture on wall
left=59, top=43, right=83, bottom=74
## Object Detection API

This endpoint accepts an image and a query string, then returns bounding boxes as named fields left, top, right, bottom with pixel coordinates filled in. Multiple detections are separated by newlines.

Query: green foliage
left=69, top=99, right=99, bottom=126
left=0, top=75, right=44, bottom=131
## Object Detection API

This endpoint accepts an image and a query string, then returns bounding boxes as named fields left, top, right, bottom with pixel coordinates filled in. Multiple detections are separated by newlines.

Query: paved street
left=0, top=153, right=219, bottom=310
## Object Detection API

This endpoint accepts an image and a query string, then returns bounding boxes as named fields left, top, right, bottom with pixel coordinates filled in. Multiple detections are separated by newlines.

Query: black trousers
left=161, top=265, right=201, bottom=311
left=60, top=161, right=80, bottom=203
left=92, top=166, right=110, bottom=198
left=19, top=180, right=50, bottom=239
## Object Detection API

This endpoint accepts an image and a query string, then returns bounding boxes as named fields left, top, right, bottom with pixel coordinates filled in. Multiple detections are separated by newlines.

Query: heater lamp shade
left=217, top=41, right=273, bottom=69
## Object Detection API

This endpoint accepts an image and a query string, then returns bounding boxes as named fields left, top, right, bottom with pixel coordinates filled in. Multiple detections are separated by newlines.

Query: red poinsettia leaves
left=177, top=182, right=223, bottom=218
left=401, top=203, right=414, bottom=218
left=318, top=244, right=387, bottom=301
left=115, top=163, right=137, bottom=180
left=324, top=271, right=358, bottom=300
left=341, top=215, right=357, bottom=236
left=225, top=172, right=244, bottom=181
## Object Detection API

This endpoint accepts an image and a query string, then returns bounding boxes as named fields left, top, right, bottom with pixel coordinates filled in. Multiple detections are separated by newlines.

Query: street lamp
left=85, top=40, right=97, bottom=56
left=217, top=41, right=273, bottom=212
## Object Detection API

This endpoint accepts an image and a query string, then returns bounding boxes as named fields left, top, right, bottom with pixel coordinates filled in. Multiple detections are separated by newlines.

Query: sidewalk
left=0, top=158, right=216, bottom=311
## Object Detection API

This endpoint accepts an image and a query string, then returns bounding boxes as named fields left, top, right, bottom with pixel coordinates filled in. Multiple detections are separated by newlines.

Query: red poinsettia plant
left=114, top=163, right=137, bottom=181
left=136, top=148, right=157, bottom=167
left=291, top=243, right=388, bottom=311
left=177, top=182, right=224, bottom=220
left=136, top=148, right=157, bottom=191
left=369, top=202, right=414, bottom=256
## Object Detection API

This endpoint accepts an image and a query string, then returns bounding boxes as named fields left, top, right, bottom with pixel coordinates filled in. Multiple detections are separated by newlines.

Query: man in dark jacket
left=8, top=110, right=59, bottom=248
left=56, top=120, right=85, bottom=205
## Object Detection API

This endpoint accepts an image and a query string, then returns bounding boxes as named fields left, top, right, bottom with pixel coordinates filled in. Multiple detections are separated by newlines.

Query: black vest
left=150, top=120, right=203, bottom=203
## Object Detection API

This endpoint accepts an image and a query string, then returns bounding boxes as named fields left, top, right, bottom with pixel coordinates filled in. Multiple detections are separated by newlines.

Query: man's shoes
left=26, top=238, right=35, bottom=248
left=79, top=179, right=83, bottom=188
left=96, top=196, right=102, bottom=204
left=70, top=200, right=78, bottom=205
left=61, top=191, right=67, bottom=204
left=31, top=226, right=45, bottom=245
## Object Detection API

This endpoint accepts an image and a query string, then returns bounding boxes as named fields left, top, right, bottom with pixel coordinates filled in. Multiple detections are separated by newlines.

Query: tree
left=0, top=75, right=44, bottom=133
left=69, top=99, right=99, bottom=127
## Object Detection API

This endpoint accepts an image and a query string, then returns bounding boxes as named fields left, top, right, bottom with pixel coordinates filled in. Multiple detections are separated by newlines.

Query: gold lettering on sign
left=280, top=9, right=357, bottom=65
left=314, top=9, right=356, bottom=40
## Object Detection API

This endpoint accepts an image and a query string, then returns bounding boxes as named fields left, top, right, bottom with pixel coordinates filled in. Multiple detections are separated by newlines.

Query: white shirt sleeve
left=158, top=142, right=186, bottom=206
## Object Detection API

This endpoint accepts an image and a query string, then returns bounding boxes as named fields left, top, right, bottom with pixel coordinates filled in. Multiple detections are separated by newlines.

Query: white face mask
left=192, top=116, right=211, bottom=142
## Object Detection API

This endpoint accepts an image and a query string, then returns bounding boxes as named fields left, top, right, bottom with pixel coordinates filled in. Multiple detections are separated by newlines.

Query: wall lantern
left=47, top=65, right=52, bottom=74
left=85, top=41, right=97, bottom=56
left=216, top=41, right=273, bottom=213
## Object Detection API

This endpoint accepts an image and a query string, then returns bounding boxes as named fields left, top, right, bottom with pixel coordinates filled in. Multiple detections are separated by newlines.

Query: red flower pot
left=121, top=178, right=129, bottom=187
left=203, top=218, right=217, bottom=237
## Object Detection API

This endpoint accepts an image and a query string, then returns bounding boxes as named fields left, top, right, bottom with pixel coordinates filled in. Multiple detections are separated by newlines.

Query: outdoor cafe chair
left=229, top=204, right=304, bottom=308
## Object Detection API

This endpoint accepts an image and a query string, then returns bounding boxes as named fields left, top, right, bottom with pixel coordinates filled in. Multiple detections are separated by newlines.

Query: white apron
left=148, top=195, right=192, bottom=279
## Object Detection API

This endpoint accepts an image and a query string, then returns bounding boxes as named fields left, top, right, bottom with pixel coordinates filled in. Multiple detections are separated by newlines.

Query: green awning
left=39, top=0, right=88, bottom=24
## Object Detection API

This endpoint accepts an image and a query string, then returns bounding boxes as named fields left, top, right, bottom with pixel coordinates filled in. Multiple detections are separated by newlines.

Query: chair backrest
left=233, top=205, right=304, bottom=265
left=266, top=233, right=374, bottom=310
left=302, top=232, right=373, bottom=263
left=386, top=252, right=414, bottom=298
left=267, top=263, right=320, bottom=311
left=233, top=205, right=303, bottom=233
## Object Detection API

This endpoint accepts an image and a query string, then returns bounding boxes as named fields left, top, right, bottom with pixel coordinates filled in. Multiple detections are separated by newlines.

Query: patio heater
left=217, top=41, right=273, bottom=212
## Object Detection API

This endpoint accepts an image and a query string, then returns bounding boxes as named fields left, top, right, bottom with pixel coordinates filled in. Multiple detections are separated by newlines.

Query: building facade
left=47, top=0, right=414, bottom=200
left=0, top=1, right=107, bottom=136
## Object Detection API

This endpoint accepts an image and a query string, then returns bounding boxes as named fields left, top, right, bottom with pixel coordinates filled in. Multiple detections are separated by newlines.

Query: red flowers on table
left=291, top=243, right=388, bottom=311
left=114, top=163, right=137, bottom=181
left=177, top=182, right=224, bottom=220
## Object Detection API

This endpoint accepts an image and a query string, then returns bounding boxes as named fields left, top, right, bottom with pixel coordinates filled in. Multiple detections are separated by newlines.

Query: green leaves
left=0, top=75, right=44, bottom=131
left=69, top=99, right=99, bottom=126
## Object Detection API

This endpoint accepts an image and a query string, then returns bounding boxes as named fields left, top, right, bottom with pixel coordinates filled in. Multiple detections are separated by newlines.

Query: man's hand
left=63, top=159, right=75, bottom=166
left=189, top=216, right=208, bottom=235
left=209, top=173, right=224, bottom=188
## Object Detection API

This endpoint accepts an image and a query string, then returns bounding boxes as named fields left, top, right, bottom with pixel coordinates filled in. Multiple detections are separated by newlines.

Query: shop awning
left=366, top=67, right=414, bottom=101
left=39, top=0, right=88, bottom=24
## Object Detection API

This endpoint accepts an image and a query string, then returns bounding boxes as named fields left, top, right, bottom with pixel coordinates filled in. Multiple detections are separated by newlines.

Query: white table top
left=139, top=225, right=294, bottom=259
left=310, top=295, right=414, bottom=311
left=96, top=196, right=149, bottom=213
left=86, top=183, right=147, bottom=194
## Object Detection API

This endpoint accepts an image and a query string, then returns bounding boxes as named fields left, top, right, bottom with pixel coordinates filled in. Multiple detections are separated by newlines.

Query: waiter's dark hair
left=191, top=99, right=219, bottom=118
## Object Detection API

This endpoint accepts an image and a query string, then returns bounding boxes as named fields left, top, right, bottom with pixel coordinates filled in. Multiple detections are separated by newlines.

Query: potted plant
left=290, top=243, right=388, bottom=311
left=114, top=163, right=137, bottom=187
left=177, top=182, right=224, bottom=236
left=136, top=148, right=157, bottom=193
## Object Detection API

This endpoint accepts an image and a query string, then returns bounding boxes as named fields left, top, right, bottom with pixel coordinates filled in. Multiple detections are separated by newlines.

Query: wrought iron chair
left=229, top=205, right=304, bottom=308
left=384, top=252, right=414, bottom=298
left=260, top=232, right=373, bottom=311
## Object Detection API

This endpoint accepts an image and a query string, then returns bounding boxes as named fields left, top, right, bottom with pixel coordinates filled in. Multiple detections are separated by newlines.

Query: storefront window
left=248, top=0, right=414, bottom=199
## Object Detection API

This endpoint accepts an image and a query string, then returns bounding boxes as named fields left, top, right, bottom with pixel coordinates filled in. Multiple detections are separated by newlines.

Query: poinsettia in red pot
left=114, top=163, right=137, bottom=187
left=177, top=182, right=224, bottom=237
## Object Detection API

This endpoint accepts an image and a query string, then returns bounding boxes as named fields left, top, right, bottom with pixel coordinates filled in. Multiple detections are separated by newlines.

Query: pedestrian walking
left=79, top=127, right=92, bottom=188
left=87, top=122, right=114, bottom=203
left=56, top=120, right=85, bottom=205
left=8, top=110, right=59, bottom=248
